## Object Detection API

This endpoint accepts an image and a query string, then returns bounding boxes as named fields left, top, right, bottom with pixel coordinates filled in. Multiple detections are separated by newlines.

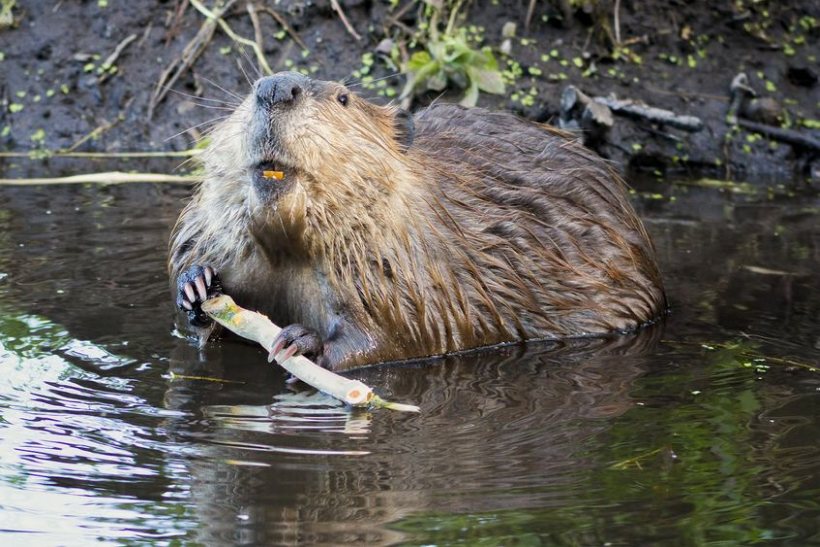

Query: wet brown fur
left=169, top=76, right=666, bottom=371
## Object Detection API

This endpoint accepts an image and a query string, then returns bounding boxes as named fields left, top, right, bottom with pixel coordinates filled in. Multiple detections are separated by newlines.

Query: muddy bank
left=0, top=0, right=817, bottom=183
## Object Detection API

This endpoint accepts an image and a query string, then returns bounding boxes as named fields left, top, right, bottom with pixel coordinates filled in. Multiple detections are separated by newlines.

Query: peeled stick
left=201, top=294, right=419, bottom=412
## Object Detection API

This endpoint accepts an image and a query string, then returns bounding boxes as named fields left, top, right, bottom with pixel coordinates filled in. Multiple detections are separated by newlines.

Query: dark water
left=0, top=180, right=817, bottom=545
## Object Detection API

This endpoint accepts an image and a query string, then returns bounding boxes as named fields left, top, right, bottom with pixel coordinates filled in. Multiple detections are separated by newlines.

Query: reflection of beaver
left=169, top=72, right=667, bottom=371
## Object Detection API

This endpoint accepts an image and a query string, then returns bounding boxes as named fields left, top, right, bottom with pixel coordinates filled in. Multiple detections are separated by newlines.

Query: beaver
left=169, top=72, right=666, bottom=371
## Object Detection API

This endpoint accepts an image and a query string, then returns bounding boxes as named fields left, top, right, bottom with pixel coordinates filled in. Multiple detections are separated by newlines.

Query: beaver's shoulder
left=409, top=103, right=633, bottom=220
left=415, top=103, right=569, bottom=137
left=412, top=103, right=607, bottom=179
left=413, top=103, right=574, bottom=151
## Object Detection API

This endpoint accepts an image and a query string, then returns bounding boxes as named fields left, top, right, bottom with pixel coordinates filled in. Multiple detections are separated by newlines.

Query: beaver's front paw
left=177, top=265, right=223, bottom=327
left=267, top=324, right=324, bottom=365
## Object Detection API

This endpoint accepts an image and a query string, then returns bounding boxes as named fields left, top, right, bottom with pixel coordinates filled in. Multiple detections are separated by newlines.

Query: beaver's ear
left=393, top=109, right=415, bottom=152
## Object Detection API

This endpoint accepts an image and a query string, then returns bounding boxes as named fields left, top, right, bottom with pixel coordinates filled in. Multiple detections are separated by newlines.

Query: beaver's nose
left=254, top=73, right=306, bottom=107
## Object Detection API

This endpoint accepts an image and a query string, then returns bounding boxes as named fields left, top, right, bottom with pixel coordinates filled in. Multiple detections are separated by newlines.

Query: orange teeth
left=262, top=170, right=285, bottom=180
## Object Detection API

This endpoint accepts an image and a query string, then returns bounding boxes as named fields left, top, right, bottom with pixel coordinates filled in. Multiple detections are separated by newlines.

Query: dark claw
left=267, top=324, right=323, bottom=364
left=176, top=265, right=223, bottom=327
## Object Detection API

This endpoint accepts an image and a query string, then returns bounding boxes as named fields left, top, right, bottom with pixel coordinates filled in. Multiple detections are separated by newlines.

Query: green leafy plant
left=400, top=1, right=505, bottom=107
left=0, top=0, right=16, bottom=29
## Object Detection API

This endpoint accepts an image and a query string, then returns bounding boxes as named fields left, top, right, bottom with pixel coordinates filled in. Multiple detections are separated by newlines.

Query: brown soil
left=0, top=1, right=817, bottom=183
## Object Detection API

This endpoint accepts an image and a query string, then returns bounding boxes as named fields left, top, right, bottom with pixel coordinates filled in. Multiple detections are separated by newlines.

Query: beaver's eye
left=337, top=93, right=349, bottom=107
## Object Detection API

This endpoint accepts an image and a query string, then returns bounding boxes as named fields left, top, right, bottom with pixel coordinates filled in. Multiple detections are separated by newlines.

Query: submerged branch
left=168, top=372, right=245, bottom=384
left=610, top=446, right=672, bottom=470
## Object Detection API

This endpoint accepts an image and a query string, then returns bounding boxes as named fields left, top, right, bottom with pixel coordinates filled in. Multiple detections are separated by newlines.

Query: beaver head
left=203, top=72, right=415, bottom=258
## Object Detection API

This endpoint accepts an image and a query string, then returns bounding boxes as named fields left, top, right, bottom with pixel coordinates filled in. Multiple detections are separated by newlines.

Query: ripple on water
left=202, top=392, right=373, bottom=457
left=0, top=354, right=200, bottom=544
left=0, top=183, right=818, bottom=545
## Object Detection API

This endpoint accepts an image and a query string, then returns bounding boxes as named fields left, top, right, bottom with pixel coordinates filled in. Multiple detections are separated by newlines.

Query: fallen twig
left=149, top=0, right=233, bottom=118
left=63, top=118, right=121, bottom=153
left=256, top=5, right=308, bottom=50
left=613, top=0, right=622, bottom=45
left=383, top=0, right=415, bottom=35
left=98, top=33, right=138, bottom=84
left=594, top=94, right=704, bottom=132
left=736, top=118, right=820, bottom=152
left=246, top=2, right=265, bottom=73
left=190, top=0, right=272, bottom=75
left=0, top=149, right=201, bottom=159
left=164, top=0, right=190, bottom=46
left=201, top=294, right=419, bottom=412
left=723, top=72, right=818, bottom=151
left=560, top=85, right=614, bottom=131
left=525, top=0, right=536, bottom=31
left=0, top=172, right=199, bottom=185
left=726, top=72, right=754, bottom=124
left=329, top=0, right=362, bottom=41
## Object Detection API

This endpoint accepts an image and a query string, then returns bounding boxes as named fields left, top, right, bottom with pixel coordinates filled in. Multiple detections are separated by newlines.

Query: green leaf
left=478, top=48, right=500, bottom=71
left=468, top=65, right=505, bottom=95
left=428, top=40, right=445, bottom=60
left=407, top=51, right=433, bottom=72
left=400, top=59, right=441, bottom=99
left=441, top=37, right=472, bottom=64
left=460, top=80, right=479, bottom=107
left=426, top=70, right=448, bottom=92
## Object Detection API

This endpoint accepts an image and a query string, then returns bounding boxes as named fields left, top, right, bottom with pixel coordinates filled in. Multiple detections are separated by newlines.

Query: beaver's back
left=403, top=104, right=665, bottom=338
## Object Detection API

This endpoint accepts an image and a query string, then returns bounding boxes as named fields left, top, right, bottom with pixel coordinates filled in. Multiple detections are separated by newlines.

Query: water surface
left=0, top=180, right=817, bottom=545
